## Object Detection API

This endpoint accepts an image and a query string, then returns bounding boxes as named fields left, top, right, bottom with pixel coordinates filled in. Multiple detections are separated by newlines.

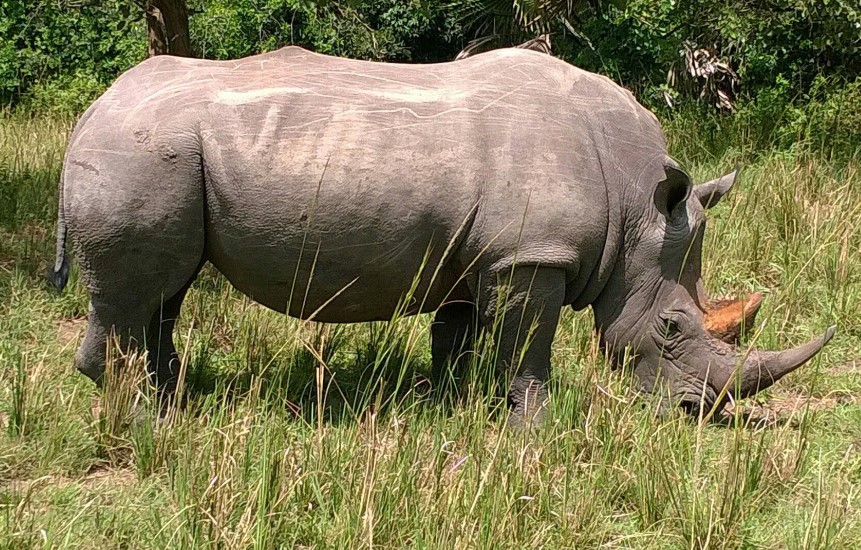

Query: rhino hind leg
left=430, top=301, right=480, bottom=391
left=75, top=298, right=156, bottom=385
left=75, top=302, right=115, bottom=385
left=65, top=146, right=206, bottom=390
left=70, top=211, right=205, bottom=391
left=76, top=260, right=202, bottom=391
left=474, top=266, right=566, bottom=429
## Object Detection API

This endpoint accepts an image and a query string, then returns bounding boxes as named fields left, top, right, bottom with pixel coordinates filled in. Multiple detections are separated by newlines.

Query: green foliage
left=3, top=0, right=859, bottom=156
left=2, top=0, right=463, bottom=112
left=188, top=0, right=461, bottom=61
left=24, top=70, right=107, bottom=116
left=189, top=0, right=314, bottom=59
left=450, top=0, right=599, bottom=39
left=0, top=0, right=147, bottom=111
left=561, top=0, right=861, bottom=109
left=785, top=76, right=861, bottom=160
left=660, top=76, right=861, bottom=163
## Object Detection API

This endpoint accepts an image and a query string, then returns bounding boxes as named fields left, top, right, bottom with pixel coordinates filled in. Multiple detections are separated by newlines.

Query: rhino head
left=592, top=160, right=834, bottom=416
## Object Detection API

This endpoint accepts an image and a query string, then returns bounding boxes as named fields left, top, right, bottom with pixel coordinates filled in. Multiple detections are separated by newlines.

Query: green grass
left=1, top=114, right=860, bottom=549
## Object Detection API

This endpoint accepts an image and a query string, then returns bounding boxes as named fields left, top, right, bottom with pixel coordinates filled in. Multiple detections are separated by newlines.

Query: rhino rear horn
left=704, top=292, right=762, bottom=343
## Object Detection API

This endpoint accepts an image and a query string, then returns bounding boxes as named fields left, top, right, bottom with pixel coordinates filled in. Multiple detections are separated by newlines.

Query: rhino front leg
left=431, top=301, right=480, bottom=390
left=475, top=266, right=565, bottom=428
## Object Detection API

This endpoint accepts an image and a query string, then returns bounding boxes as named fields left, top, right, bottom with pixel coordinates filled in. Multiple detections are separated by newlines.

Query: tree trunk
left=146, top=0, right=192, bottom=57
left=145, top=5, right=168, bottom=57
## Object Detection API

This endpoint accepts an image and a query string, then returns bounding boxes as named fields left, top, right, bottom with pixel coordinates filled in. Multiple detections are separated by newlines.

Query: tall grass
left=0, top=114, right=859, bottom=548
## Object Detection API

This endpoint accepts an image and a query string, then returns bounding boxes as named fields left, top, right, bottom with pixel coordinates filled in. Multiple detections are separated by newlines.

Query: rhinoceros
left=51, top=46, right=834, bottom=425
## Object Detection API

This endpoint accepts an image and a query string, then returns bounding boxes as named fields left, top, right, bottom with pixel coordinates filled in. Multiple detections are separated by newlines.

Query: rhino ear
left=695, top=165, right=740, bottom=209
left=655, top=165, right=692, bottom=219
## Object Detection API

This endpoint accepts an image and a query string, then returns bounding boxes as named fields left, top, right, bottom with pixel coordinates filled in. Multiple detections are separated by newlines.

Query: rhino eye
left=661, top=317, right=682, bottom=337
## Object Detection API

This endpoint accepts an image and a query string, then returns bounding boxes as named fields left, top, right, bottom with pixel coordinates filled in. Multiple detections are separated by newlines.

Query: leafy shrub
left=662, top=77, right=861, bottom=164
left=189, top=0, right=462, bottom=61
left=558, top=0, right=860, bottom=111
left=25, top=70, right=106, bottom=116
left=3, top=1, right=463, bottom=112
left=3, top=0, right=858, bottom=158
left=0, top=0, right=146, bottom=109
left=189, top=0, right=304, bottom=60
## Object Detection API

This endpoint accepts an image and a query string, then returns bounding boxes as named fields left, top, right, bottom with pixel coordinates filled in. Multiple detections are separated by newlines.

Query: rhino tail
left=48, top=168, right=70, bottom=293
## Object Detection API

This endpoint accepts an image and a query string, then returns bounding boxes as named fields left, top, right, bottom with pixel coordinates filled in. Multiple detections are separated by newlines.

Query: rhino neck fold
left=591, top=264, right=663, bottom=359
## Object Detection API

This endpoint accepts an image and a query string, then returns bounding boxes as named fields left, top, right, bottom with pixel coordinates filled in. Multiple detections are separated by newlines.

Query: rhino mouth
left=676, top=384, right=719, bottom=418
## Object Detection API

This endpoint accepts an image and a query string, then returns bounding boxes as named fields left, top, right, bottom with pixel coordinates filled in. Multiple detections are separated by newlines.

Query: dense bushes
left=662, top=76, right=861, bottom=163
left=2, top=0, right=464, bottom=112
left=1, top=1, right=146, bottom=113
left=564, top=1, right=860, bottom=107
left=189, top=0, right=462, bottom=62
left=2, top=0, right=859, bottom=154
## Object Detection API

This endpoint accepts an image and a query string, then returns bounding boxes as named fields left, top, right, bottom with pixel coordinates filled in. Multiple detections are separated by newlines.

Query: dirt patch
left=827, top=358, right=860, bottom=375
left=724, top=391, right=858, bottom=427
left=81, top=468, right=136, bottom=490
left=3, top=468, right=136, bottom=495
left=57, top=317, right=86, bottom=347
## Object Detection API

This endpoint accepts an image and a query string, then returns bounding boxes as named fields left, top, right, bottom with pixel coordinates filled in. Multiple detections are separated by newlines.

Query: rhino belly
left=204, top=200, right=467, bottom=323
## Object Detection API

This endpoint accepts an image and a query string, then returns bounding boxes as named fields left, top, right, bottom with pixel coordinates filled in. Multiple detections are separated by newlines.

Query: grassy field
left=1, top=114, right=860, bottom=549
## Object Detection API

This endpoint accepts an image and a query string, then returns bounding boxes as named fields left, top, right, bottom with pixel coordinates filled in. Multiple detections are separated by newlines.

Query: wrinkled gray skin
left=52, top=46, right=834, bottom=425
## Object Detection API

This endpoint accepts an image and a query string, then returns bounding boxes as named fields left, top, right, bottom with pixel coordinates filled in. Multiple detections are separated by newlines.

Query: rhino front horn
left=727, top=325, right=836, bottom=399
